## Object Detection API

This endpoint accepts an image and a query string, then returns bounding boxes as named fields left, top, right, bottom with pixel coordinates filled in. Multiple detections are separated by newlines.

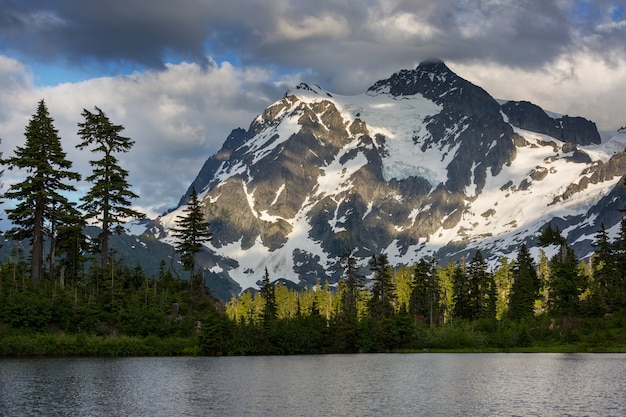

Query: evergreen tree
left=409, top=258, right=440, bottom=326
left=613, top=218, right=626, bottom=310
left=394, top=266, right=414, bottom=313
left=467, top=250, right=497, bottom=320
left=76, top=107, right=145, bottom=269
left=199, top=302, right=232, bottom=355
left=437, top=262, right=456, bottom=323
left=367, top=254, right=396, bottom=320
left=535, top=249, right=551, bottom=314
left=538, top=223, right=567, bottom=252
left=538, top=223, right=585, bottom=323
left=2, top=100, right=81, bottom=283
left=333, top=251, right=363, bottom=352
left=590, top=224, right=619, bottom=312
left=53, top=209, right=89, bottom=285
left=508, top=244, right=540, bottom=321
left=47, top=200, right=84, bottom=282
left=340, top=250, right=363, bottom=320
left=494, top=257, right=514, bottom=320
left=549, top=246, right=582, bottom=320
left=171, top=187, right=213, bottom=284
left=452, top=260, right=471, bottom=320
left=260, top=267, right=277, bottom=325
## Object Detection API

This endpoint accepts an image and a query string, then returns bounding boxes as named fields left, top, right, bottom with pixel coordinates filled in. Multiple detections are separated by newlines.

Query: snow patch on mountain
left=422, top=129, right=624, bottom=262
left=152, top=62, right=626, bottom=294
left=316, top=137, right=367, bottom=197
left=247, top=116, right=299, bottom=165
left=211, top=236, right=271, bottom=290
left=291, top=87, right=445, bottom=185
left=584, top=132, right=626, bottom=162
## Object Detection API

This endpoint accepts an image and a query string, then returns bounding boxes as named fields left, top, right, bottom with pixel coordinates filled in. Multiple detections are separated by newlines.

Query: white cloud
left=271, top=14, right=350, bottom=42
left=449, top=52, right=626, bottom=135
left=0, top=56, right=36, bottom=123
left=371, top=12, right=441, bottom=41
left=0, top=57, right=286, bottom=218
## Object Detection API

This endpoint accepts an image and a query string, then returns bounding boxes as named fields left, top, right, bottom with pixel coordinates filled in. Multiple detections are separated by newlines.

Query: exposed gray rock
left=501, top=100, right=601, bottom=145
left=159, top=60, right=626, bottom=296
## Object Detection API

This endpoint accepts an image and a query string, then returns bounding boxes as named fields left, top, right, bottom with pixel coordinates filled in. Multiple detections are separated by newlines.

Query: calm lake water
left=0, top=353, right=624, bottom=417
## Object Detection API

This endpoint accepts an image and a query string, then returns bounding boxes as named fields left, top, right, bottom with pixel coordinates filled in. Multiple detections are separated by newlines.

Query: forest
left=0, top=100, right=625, bottom=356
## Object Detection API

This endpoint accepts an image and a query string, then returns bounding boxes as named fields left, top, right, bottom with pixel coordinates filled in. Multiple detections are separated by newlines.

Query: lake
left=0, top=353, right=624, bottom=416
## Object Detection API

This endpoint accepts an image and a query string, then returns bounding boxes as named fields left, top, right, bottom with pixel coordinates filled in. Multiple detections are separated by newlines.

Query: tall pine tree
left=260, top=267, right=277, bottom=326
left=591, top=223, right=624, bottom=312
left=410, top=258, right=440, bottom=326
left=76, top=107, right=145, bottom=269
left=467, top=250, right=497, bottom=320
left=613, top=219, right=626, bottom=310
left=54, top=213, right=89, bottom=285
left=171, top=187, right=213, bottom=286
left=340, top=250, right=363, bottom=320
left=452, top=260, right=471, bottom=321
left=538, top=223, right=584, bottom=324
left=508, top=244, right=540, bottom=321
left=2, top=100, right=81, bottom=283
left=367, top=254, right=396, bottom=320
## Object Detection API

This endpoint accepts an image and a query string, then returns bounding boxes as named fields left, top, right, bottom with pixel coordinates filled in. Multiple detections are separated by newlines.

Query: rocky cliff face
left=501, top=100, right=601, bottom=146
left=152, top=61, right=626, bottom=295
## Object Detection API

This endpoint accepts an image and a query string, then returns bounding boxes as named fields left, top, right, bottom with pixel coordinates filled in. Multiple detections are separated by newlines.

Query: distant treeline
left=2, top=220, right=626, bottom=356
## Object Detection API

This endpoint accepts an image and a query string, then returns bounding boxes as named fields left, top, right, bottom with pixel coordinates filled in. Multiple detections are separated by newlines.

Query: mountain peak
left=415, top=58, right=449, bottom=73
left=367, top=60, right=499, bottom=118
left=367, top=59, right=453, bottom=97
left=366, top=59, right=461, bottom=98
left=288, top=83, right=333, bottom=98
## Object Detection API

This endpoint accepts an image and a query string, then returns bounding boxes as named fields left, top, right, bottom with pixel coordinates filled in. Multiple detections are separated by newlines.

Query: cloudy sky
left=1, top=0, right=625, bottom=218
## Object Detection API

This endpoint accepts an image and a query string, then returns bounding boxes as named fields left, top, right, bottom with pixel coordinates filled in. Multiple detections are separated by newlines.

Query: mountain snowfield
left=141, top=62, right=626, bottom=293
left=430, top=128, right=626, bottom=258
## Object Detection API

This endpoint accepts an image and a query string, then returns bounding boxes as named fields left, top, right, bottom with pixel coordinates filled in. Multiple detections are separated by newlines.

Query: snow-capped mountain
left=149, top=60, right=626, bottom=294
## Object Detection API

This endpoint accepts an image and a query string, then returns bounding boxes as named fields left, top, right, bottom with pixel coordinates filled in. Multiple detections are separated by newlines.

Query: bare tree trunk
left=31, top=195, right=45, bottom=284
left=49, top=214, right=57, bottom=282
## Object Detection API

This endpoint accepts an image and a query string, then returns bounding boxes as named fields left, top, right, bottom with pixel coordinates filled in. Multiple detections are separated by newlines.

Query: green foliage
left=338, top=250, right=364, bottom=321
left=76, top=106, right=145, bottom=268
left=199, top=303, right=233, bottom=355
left=467, top=251, right=497, bottom=321
left=538, top=223, right=587, bottom=319
left=508, top=244, right=540, bottom=321
left=2, top=100, right=81, bottom=283
left=1, top=293, right=52, bottom=331
left=452, top=260, right=471, bottom=320
left=494, top=257, right=514, bottom=320
left=410, top=258, right=441, bottom=326
left=367, top=254, right=396, bottom=320
left=259, top=268, right=277, bottom=326
left=2, top=207, right=626, bottom=355
left=425, top=320, right=487, bottom=350
left=590, top=223, right=626, bottom=312
left=171, top=187, right=212, bottom=281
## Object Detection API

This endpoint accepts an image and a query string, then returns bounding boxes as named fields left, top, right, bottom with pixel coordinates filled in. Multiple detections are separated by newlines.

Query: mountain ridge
left=146, top=61, right=626, bottom=296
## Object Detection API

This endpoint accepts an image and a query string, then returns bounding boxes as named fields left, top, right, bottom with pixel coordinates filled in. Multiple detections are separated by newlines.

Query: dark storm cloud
left=2, top=0, right=625, bottom=88
left=0, top=0, right=215, bottom=67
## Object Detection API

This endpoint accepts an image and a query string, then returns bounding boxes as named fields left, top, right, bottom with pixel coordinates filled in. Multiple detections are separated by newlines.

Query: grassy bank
left=0, top=333, right=200, bottom=357
left=402, top=345, right=626, bottom=353
left=2, top=333, right=626, bottom=357
left=3, top=314, right=626, bottom=357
